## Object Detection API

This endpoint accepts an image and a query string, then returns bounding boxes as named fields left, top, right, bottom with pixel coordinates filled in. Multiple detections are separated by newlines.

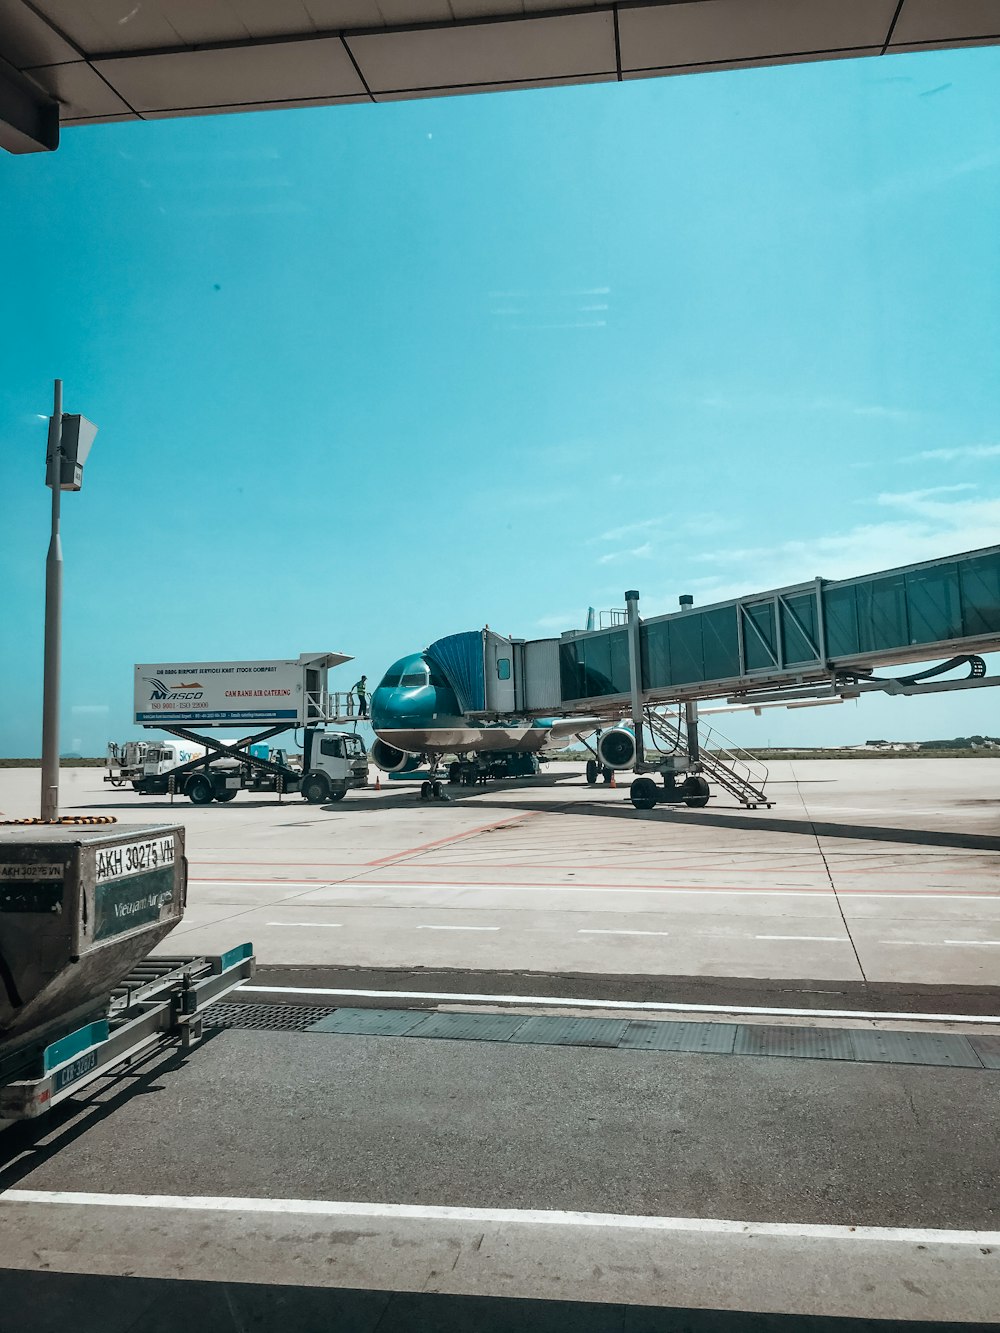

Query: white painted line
left=238, top=985, right=1000, bottom=1026
left=578, top=929, right=670, bottom=937
left=415, top=925, right=500, bottom=932
left=264, top=922, right=342, bottom=929
left=755, top=935, right=843, bottom=943
left=877, top=941, right=1000, bottom=948
left=4, top=1190, right=999, bottom=1247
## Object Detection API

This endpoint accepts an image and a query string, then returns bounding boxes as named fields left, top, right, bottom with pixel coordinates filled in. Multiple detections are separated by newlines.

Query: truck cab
left=300, top=729, right=369, bottom=804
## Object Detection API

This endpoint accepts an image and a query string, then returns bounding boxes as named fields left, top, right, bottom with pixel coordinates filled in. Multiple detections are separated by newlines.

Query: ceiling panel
left=0, top=0, right=77, bottom=66
left=623, top=46, right=881, bottom=80
left=29, top=58, right=132, bottom=116
left=449, top=2, right=526, bottom=18
left=94, top=35, right=366, bottom=111
left=375, top=69, right=616, bottom=98
left=373, top=1, right=454, bottom=26
left=524, top=1, right=598, bottom=10
left=891, top=0, right=1000, bottom=45
left=298, top=1, right=387, bottom=30
left=39, top=1, right=189, bottom=53
left=351, top=11, right=616, bottom=91
left=142, top=91, right=368, bottom=117
left=618, top=0, right=898, bottom=72
left=156, top=1, right=252, bottom=46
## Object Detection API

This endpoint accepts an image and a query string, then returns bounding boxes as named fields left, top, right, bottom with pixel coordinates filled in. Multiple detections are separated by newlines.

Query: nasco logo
left=143, top=676, right=205, bottom=701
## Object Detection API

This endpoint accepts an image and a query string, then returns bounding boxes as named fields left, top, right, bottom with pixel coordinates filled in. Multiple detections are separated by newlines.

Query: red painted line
left=364, top=812, right=541, bottom=867
left=187, top=875, right=1000, bottom=897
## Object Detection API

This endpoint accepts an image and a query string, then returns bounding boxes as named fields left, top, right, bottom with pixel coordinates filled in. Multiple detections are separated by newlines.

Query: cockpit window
left=400, top=671, right=429, bottom=688
left=377, top=669, right=401, bottom=689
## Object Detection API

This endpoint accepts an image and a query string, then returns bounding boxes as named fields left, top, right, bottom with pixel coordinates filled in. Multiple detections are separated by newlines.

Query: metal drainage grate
left=203, top=1002, right=335, bottom=1032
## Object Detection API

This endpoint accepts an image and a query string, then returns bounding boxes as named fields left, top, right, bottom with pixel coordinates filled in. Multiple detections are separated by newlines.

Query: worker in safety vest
left=353, top=675, right=369, bottom=718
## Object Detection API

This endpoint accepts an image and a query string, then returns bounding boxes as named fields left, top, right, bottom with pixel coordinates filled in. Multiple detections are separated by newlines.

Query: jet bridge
left=550, top=545, right=1000, bottom=712
left=523, top=544, right=1000, bottom=810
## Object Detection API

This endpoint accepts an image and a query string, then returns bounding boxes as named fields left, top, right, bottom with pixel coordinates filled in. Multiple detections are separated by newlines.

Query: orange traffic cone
left=609, top=772, right=616, bottom=788
left=375, top=774, right=382, bottom=792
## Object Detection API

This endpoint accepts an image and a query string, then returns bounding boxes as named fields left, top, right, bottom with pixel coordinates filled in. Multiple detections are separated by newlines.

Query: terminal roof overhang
left=1, top=1, right=999, bottom=154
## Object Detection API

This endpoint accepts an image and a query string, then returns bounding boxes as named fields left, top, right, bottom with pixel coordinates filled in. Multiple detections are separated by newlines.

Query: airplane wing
left=531, top=716, right=603, bottom=740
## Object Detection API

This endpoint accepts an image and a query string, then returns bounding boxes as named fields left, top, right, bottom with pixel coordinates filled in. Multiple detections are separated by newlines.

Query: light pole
left=40, top=380, right=97, bottom=821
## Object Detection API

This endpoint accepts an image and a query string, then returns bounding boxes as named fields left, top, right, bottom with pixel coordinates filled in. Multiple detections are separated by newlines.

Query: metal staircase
left=644, top=708, right=772, bottom=809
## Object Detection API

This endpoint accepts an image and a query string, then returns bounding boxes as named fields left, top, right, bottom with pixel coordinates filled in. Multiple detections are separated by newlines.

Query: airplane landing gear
left=419, top=776, right=448, bottom=801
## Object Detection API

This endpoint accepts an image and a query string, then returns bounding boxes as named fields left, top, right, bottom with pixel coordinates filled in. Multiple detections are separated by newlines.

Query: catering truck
left=116, top=652, right=369, bottom=805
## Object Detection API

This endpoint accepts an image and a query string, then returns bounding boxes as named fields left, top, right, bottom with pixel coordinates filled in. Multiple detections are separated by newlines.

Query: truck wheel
left=585, top=759, right=598, bottom=786
left=682, top=776, right=711, bottom=808
left=328, top=789, right=346, bottom=802
left=303, top=775, right=329, bottom=804
left=187, top=775, right=214, bottom=805
left=216, top=789, right=238, bottom=802
left=630, top=777, right=659, bottom=811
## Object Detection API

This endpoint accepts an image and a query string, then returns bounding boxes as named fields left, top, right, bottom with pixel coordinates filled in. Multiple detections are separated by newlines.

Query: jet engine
left=596, top=726, right=637, bottom=770
left=370, top=739, right=421, bottom=773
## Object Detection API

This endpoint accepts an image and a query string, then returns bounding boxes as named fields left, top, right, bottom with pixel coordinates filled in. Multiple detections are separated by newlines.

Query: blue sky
left=1, top=46, right=998, bottom=755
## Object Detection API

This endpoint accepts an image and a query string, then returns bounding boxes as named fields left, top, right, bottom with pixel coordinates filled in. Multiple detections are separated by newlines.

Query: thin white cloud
left=876, top=484, right=976, bottom=505
left=690, top=488, right=1000, bottom=599
left=698, top=391, right=916, bottom=422
left=911, top=444, right=1000, bottom=462
left=536, top=611, right=582, bottom=630
left=598, top=542, right=652, bottom=565
left=850, top=404, right=914, bottom=421
left=593, top=518, right=662, bottom=544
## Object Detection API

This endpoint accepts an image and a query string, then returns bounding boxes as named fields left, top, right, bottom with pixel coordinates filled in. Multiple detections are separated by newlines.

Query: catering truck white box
left=133, top=653, right=349, bottom=727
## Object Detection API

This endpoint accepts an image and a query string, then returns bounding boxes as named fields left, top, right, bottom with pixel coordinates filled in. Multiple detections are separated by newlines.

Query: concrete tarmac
left=2, top=760, right=1000, bottom=1324
left=3, top=760, right=998, bottom=998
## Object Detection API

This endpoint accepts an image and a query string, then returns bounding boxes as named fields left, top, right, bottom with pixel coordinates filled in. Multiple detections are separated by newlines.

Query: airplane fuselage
left=370, top=653, right=550, bottom=758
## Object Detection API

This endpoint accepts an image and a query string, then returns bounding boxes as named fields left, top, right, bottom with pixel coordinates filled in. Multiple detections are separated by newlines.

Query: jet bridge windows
left=553, top=547, right=1000, bottom=705
left=559, top=628, right=630, bottom=701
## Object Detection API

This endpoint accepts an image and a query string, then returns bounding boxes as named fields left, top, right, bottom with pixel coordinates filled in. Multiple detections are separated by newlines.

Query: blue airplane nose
left=371, top=685, right=433, bottom=730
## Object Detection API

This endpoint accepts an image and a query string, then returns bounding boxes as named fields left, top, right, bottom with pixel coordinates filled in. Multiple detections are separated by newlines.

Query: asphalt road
left=1, top=1029, right=999, bottom=1323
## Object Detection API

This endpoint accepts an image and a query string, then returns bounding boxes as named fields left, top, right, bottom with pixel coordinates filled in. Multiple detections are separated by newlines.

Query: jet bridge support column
left=625, top=590, right=645, bottom=771
left=679, top=594, right=700, bottom=764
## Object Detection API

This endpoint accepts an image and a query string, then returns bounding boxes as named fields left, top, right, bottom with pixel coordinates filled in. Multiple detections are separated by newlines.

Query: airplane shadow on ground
left=327, top=789, right=1000, bottom=854
left=64, top=783, right=1000, bottom=853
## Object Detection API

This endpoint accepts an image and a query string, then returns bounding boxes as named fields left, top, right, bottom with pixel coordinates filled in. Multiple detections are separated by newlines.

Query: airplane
left=369, top=640, right=601, bottom=799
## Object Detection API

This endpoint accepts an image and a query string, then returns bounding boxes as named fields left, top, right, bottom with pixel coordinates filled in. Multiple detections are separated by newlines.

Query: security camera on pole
left=40, top=380, right=98, bottom=820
